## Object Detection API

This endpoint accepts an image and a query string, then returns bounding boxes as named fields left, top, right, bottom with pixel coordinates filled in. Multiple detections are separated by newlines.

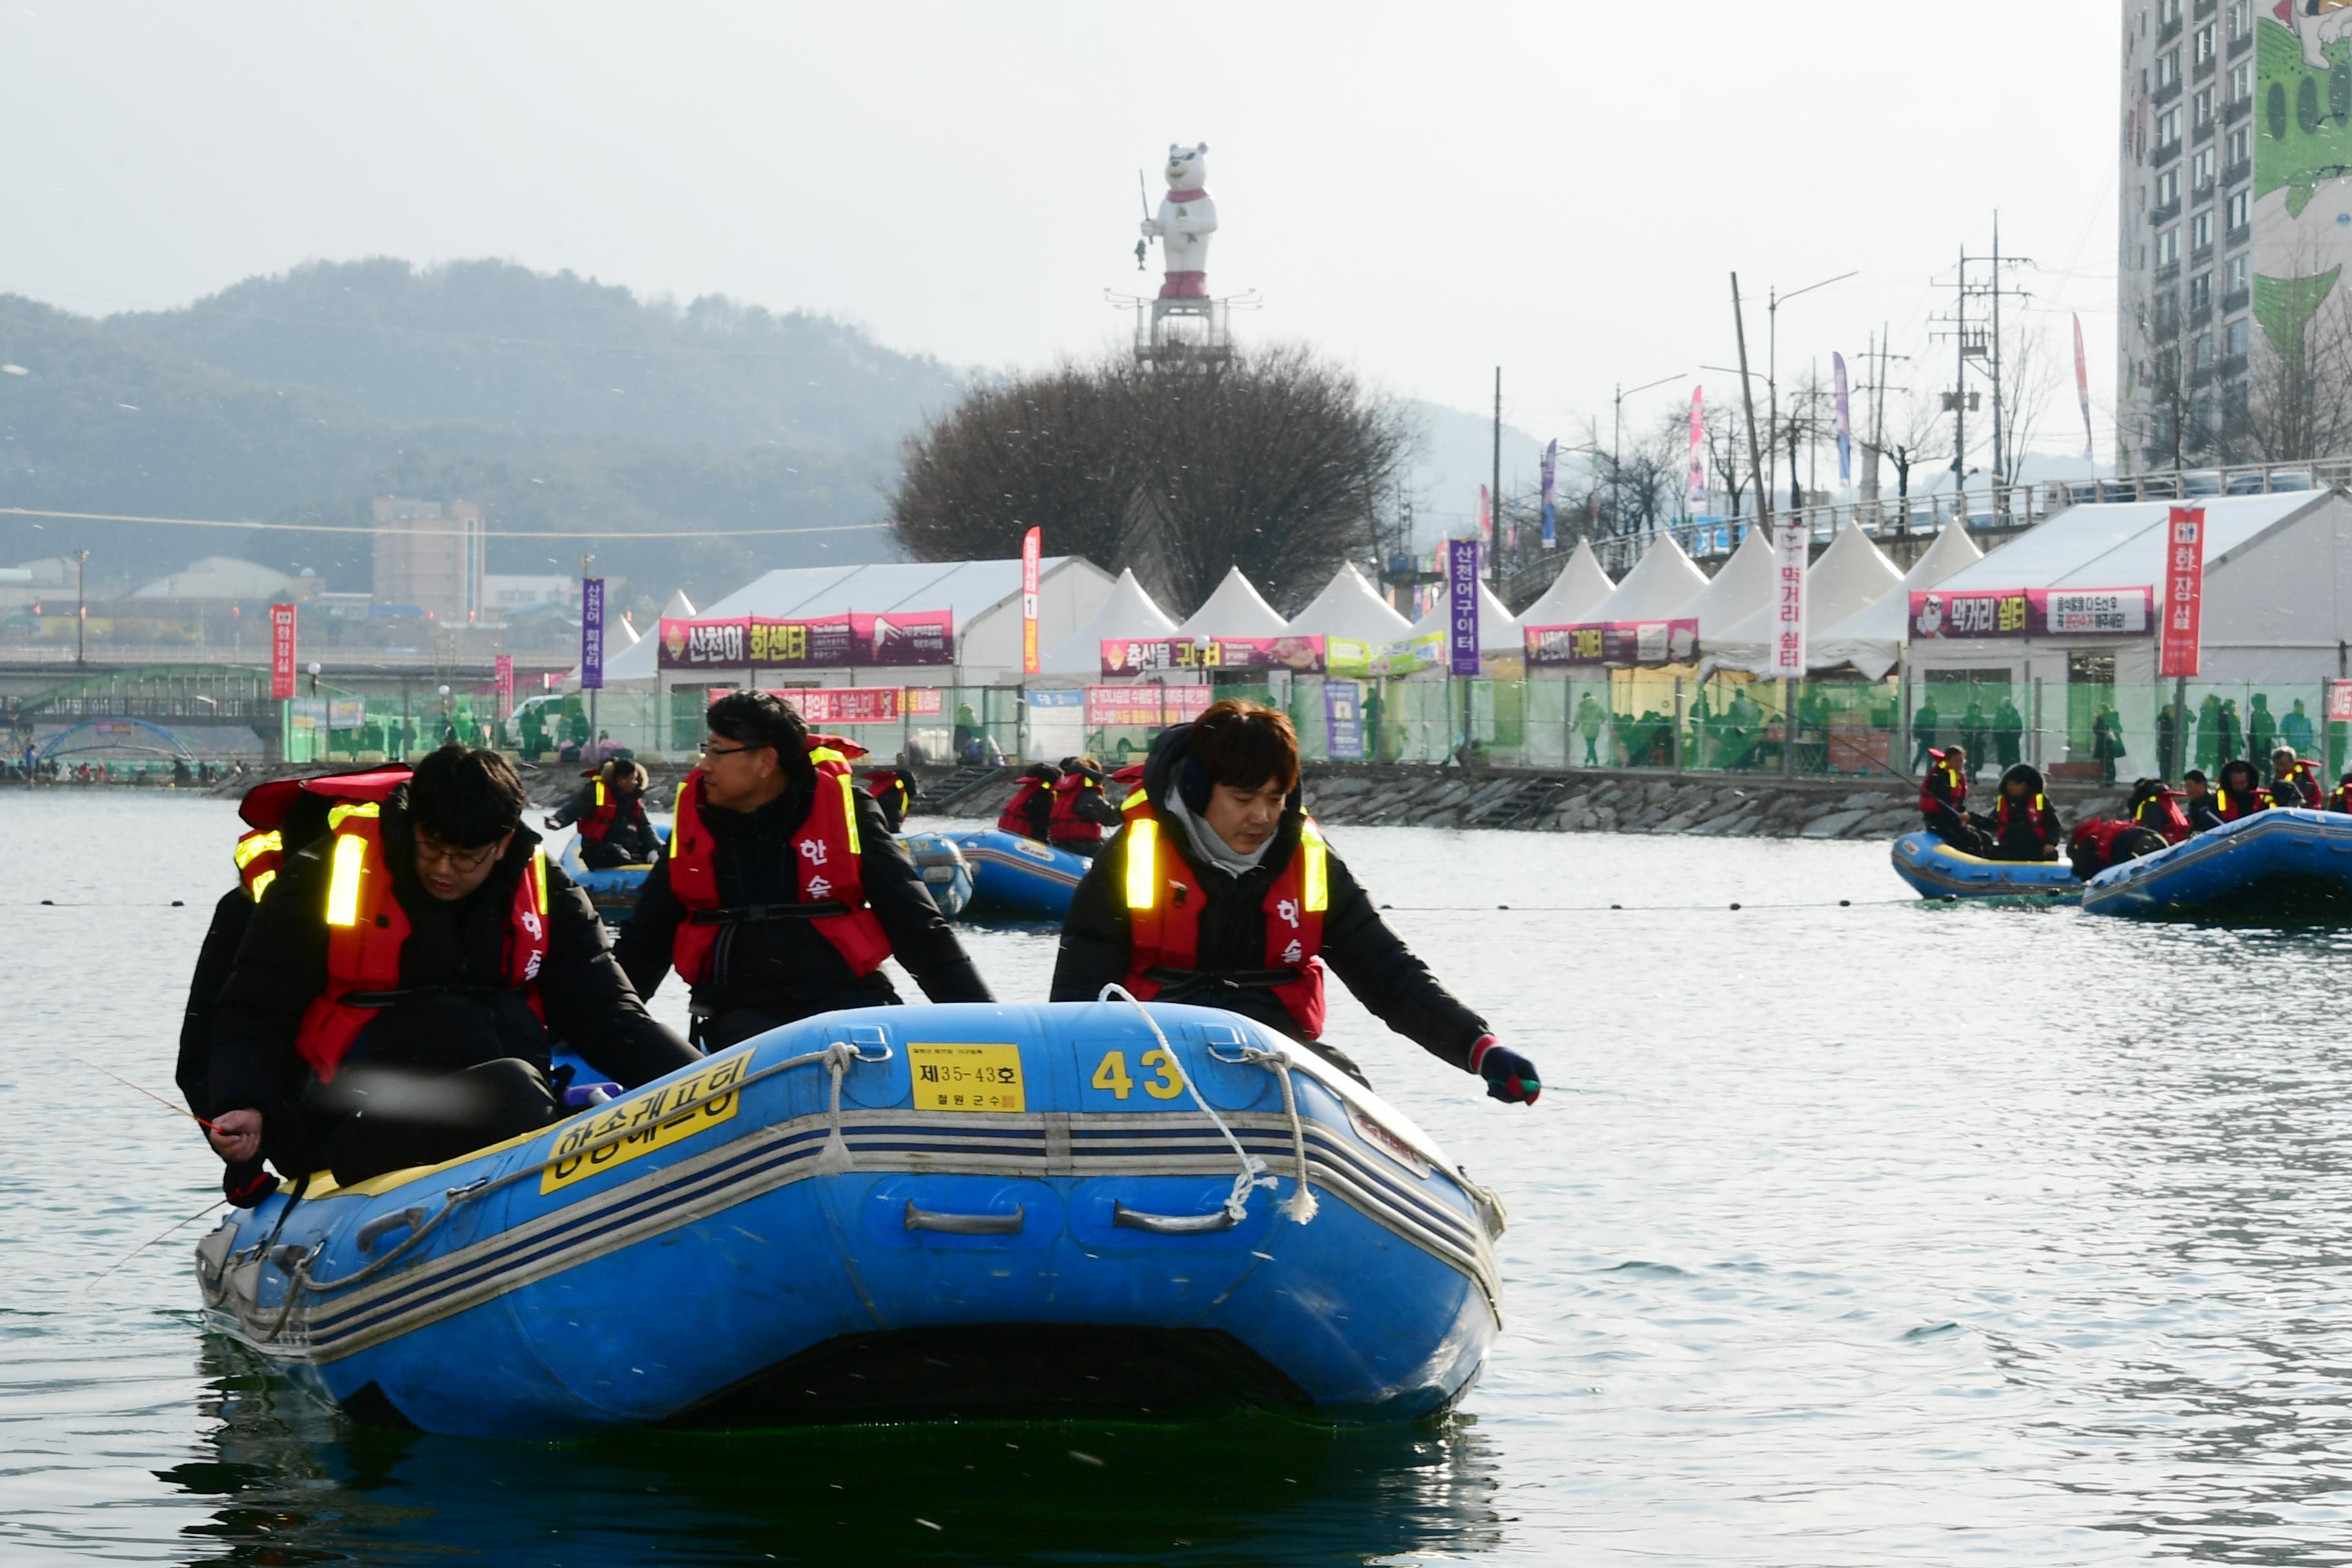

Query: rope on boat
left=1098, top=983, right=1275, bottom=1225
left=1377, top=894, right=1930, bottom=913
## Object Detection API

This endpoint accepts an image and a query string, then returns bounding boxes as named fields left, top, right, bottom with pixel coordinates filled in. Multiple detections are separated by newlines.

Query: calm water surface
left=6, top=792, right=2352, bottom=1565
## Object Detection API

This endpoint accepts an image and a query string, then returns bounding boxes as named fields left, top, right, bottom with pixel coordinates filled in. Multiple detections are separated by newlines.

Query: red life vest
left=865, top=770, right=913, bottom=825
left=2273, top=760, right=2322, bottom=808
left=2213, top=786, right=2271, bottom=823
left=665, top=736, right=892, bottom=987
left=2133, top=789, right=2193, bottom=843
left=2331, top=783, right=2352, bottom=815
left=291, top=784, right=551, bottom=1083
left=1994, top=790, right=2057, bottom=850
left=1048, top=772, right=1108, bottom=846
left=576, top=773, right=622, bottom=842
left=2070, top=816, right=2134, bottom=874
left=996, top=775, right=1055, bottom=839
left=234, top=766, right=413, bottom=903
left=1119, top=808, right=1331, bottom=1039
left=1918, top=751, right=1968, bottom=818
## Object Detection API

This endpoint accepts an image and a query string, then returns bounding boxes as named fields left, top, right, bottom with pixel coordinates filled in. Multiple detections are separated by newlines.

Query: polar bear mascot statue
left=1141, top=142, right=1217, bottom=300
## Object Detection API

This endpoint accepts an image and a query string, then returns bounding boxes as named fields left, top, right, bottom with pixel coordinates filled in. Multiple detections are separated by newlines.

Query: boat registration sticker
left=908, top=1043, right=1025, bottom=1113
left=540, top=1055, right=747, bottom=1193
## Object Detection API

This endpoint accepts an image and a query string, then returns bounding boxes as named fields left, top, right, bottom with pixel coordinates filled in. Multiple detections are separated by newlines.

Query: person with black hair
left=547, top=756, right=660, bottom=868
left=1050, top=699, right=1538, bottom=1106
left=995, top=762, right=1062, bottom=842
left=863, top=768, right=919, bottom=834
left=1046, top=756, right=1121, bottom=857
left=2190, top=758, right=2272, bottom=832
left=615, top=692, right=992, bottom=1052
left=202, top=744, right=695, bottom=1188
left=1986, top=763, right=2064, bottom=862
left=2129, top=776, right=2194, bottom=843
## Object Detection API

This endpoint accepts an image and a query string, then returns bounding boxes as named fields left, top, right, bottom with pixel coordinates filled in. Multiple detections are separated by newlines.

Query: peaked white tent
left=1808, top=521, right=1983, bottom=679
left=1710, top=524, right=1905, bottom=676
left=1177, top=567, right=1289, bottom=638
left=1678, top=524, right=1778, bottom=651
left=1516, top=540, right=1615, bottom=627
left=662, top=589, right=698, bottom=620
left=1589, top=534, right=1709, bottom=622
left=1284, top=562, right=1413, bottom=644
left=1040, top=568, right=1177, bottom=676
left=1408, top=578, right=1521, bottom=655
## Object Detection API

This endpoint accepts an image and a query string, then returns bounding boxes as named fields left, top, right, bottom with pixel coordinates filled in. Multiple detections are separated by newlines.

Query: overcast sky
left=0, top=1, right=2120, bottom=495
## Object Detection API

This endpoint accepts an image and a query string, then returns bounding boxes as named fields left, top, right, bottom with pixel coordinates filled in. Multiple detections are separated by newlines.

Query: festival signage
left=1770, top=519, right=1809, bottom=679
left=766, top=687, right=903, bottom=725
left=1325, top=680, right=1366, bottom=760
left=658, top=612, right=955, bottom=670
left=268, top=603, right=297, bottom=699
left=494, top=654, right=514, bottom=722
left=1539, top=440, right=1558, bottom=551
left=905, top=687, right=945, bottom=716
left=1085, top=685, right=1213, bottom=729
left=2159, top=506, right=2205, bottom=678
left=1524, top=619, right=1699, bottom=668
left=326, top=696, right=366, bottom=731
left=1020, top=525, right=1041, bottom=676
left=1098, top=635, right=1325, bottom=676
left=580, top=578, right=605, bottom=691
left=1328, top=632, right=1445, bottom=679
left=1446, top=540, right=1481, bottom=675
left=2329, top=680, right=2352, bottom=724
left=1908, top=586, right=2154, bottom=641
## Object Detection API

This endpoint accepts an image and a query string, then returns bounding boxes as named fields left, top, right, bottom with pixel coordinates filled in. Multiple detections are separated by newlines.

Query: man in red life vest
left=616, top=692, right=992, bottom=1052
left=547, top=756, right=660, bottom=868
left=1050, top=699, right=1538, bottom=1105
left=863, top=768, right=918, bottom=834
left=2331, top=771, right=2352, bottom=814
left=1046, top=756, right=1121, bottom=857
left=1918, top=745, right=1994, bottom=852
left=2126, top=777, right=2194, bottom=844
left=2268, top=745, right=2324, bottom=808
left=2190, top=758, right=2273, bottom=832
left=995, top=763, right=1061, bottom=842
left=1986, top=763, right=2064, bottom=862
left=203, top=745, right=694, bottom=1188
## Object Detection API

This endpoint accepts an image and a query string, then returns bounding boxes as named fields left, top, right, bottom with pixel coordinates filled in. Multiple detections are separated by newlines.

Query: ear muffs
left=1176, top=758, right=1213, bottom=814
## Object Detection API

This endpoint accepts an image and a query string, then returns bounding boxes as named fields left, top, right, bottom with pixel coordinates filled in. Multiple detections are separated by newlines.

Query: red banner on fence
left=493, top=654, right=514, bottom=721
left=1100, top=636, right=1326, bottom=676
left=1020, top=526, right=1041, bottom=676
left=268, top=603, right=297, bottom=699
left=767, top=688, right=904, bottom=724
left=659, top=612, right=955, bottom=670
left=2159, top=507, right=2206, bottom=678
left=1523, top=619, right=1699, bottom=667
left=1907, top=586, right=2154, bottom=640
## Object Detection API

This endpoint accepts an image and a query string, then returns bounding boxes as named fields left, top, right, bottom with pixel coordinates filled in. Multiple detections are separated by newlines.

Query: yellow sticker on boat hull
left=908, top=1043, right=1024, bottom=1113
left=540, top=1055, right=746, bottom=1193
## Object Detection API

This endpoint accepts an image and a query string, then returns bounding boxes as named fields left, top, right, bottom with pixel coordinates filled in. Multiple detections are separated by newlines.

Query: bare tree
left=1876, top=386, right=1946, bottom=500
left=1992, top=322, right=2056, bottom=484
left=1700, top=395, right=1752, bottom=518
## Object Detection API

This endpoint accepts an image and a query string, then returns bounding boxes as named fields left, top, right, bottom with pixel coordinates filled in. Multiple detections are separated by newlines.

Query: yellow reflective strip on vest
left=810, top=747, right=847, bottom=765
left=1123, top=785, right=1150, bottom=814
left=838, top=772, right=862, bottom=856
left=532, top=850, right=549, bottom=914
left=594, top=779, right=608, bottom=808
left=248, top=868, right=276, bottom=903
left=326, top=800, right=380, bottom=829
left=1126, top=818, right=1159, bottom=910
left=324, top=832, right=368, bottom=927
left=1301, top=821, right=1328, bottom=914
left=233, top=829, right=282, bottom=868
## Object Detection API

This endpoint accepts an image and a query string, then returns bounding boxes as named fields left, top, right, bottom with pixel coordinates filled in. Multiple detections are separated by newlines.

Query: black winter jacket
left=614, top=777, right=992, bottom=1018
left=1049, top=727, right=1489, bottom=1073
left=550, top=781, right=661, bottom=862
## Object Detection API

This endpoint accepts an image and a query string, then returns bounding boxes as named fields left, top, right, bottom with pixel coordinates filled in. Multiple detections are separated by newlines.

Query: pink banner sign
left=659, top=612, right=954, bottom=669
left=2158, top=507, right=2204, bottom=678
left=1100, top=635, right=1326, bottom=676
left=1908, top=587, right=2153, bottom=640
left=1085, top=685, right=1213, bottom=729
left=1524, top=619, right=1699, bottom=667
left=765, top=687, right=904, bottom=724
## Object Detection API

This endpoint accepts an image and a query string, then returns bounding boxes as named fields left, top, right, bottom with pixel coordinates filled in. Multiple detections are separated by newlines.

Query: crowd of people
left=178, top=695, right=1540, bottom=1202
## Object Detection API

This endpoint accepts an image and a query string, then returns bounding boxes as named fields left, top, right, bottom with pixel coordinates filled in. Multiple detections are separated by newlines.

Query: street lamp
left=1767, top=271, right=1857, bottom=509
left=307, top=660, right=320, bottom=698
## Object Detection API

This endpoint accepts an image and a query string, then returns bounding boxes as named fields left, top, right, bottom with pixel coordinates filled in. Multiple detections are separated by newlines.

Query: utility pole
left=74, top=549, right=88, bottom=665
left=1856, top=324, right=1910, bottom=506
left=1991, top=215, right=2006, bottom=487
left=1731, top=273, right=1772, bottom=530
left=1490, top=367, right=1502, bottom=585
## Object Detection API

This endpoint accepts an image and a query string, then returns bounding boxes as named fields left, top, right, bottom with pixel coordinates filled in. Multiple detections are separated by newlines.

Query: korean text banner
left=763, top=688, right=904, bottom=725
left=1524, top=620, right=1700, bottom=667
left=580, top=578, right=605, bottom=691
left=1446, top=540, right=1481, bottom=676
left=1908, top=587, right=2154, bottom=640
left=658, top=612, right=954, bottom=669
left=268, top=603, right=297, bottom=700
left=1099, top=635, right=1326, bottom=676
left=1085, top=685, right=1213, bottom=728
left=2158, top=506, right=2204, bottom=678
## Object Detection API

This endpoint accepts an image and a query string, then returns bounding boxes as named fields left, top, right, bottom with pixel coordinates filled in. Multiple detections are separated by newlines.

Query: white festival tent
left=1710, top=523, right=1905, bottom=677
left=1038, top=567, right=1177, bottom=676
left=1515, top=539, right=1615, bottom=627
left=1807, top=521, right=1983, bottom=680
left=1587, top=533, right=1710, bottom=623
left=1407, top=578, right=1522, bottom=656
left=661, top=589, right=697, bottom=620
left=1284, top=562, right=1413, bottom=644
left=1175, top=565, right=1291, bottom=638
left=1678, top=524, right=1779, bottom=652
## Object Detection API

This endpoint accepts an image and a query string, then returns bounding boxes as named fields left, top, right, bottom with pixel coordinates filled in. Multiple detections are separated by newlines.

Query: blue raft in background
left=1889, top=830, right=2082, bottom=903
left=2081, top=807, right=2352, bottom=919
left=195, top=1001, right=1504, bottom=1439
left=948, top=829, right=1090, bottom=921
left=898, top=830, right=975, bottom=919
left=556, top=822, right=670, bottom=915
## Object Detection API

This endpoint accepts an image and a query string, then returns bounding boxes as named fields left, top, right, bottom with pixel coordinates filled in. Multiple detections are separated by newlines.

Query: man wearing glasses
left=615, top=692, right=992, bottom=1050
left=202, top=743, right=696, bottom=1186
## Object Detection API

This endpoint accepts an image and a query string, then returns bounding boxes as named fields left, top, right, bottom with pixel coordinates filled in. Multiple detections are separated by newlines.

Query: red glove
left=1469, top=1036, right=1540, bottom=1106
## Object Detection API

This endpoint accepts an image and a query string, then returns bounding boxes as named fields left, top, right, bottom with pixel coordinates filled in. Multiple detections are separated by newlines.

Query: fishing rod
left=79, top=1058, right=221, bottom=1134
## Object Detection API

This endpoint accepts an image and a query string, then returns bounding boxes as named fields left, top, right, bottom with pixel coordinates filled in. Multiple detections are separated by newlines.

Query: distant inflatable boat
left=194, top=1001, right=1504, bottom=1438
left=898, top=830, right=974, bottom=919
left=1889, top=830, right=2081, bottom=903
left=557, top=823, right=670, bottom=915
left=2081, top=808, right=2352, bottom=919
left=949, top=830, right=1090, bottom=921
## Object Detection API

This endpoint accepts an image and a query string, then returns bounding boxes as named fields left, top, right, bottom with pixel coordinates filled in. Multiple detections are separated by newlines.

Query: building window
left=2159, top=167, right=2181, bottom=205
left=2195, top=333, right=2215, bottom=368
left=2190, top=272, right=2213, bottom=309
left=2229, top=255, right=2249, bottom=291
left=2159, top=227, right=2181, bottom=264
left=2195, top=86, right=2216, bottom=127
left=2159, top=106, right=2182, bottom=144
left=2196, top=24, right=2215, bottom=63
left=2192, top=211, right=2214, bottom=248
left=2192, top=148, right=2215, bottom=186
left=2230, top=0, right=2251, bottom=40
left=2231, top=61, right=2252, bottom=103
left=2226, top=319, right=2251, bottom=356
left=2228, top=188, right=2250, bottom=229
left=2159, top=49, right=2180, bottom=87
left=2228, top=125, right=2251, bottom=164
left=2161, top=0, right=2179, bottom=22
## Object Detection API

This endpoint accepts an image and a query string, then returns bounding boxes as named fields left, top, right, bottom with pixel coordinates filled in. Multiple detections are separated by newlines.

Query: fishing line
left=83, top=1197, right=228, bottom=1294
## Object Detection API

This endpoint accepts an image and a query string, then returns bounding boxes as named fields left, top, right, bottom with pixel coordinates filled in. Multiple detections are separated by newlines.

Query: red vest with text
left=234, top=766, right=414, bottom=904
left=1119, top=808, right=1331, bottom=1039
left=1048, top=772, right=1108, bottom=846
left=1918, top=752, right=1968, bottom=818
left=576, top=774, right=622, bottom=842
left=2133, top=789, right=2194, bottom=844
left=291, top=784, right=551, bottom=1083
left=997, top=776, right=1055, bottom=839
left=1994, top=790, right=2057, bottom=850
left=666, top=736, right=892, bottom=986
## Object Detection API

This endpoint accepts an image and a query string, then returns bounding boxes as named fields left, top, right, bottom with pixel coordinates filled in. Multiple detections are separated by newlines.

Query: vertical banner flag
left=268, top=603, right=297, bottom=700
left=1832, top=353, right=1853, bottom=485
left=494, top=654, right=515, bottom=722
left=1770, top=518, right=1808, bottom=679
left=2159, top=505, right=2206, bottom=679
left=1446, top=540, right=1482, bottom=676
left=580, top=576, right=606, bottom=691
left=1019, top=525, right=1042, bottom=675
left=1539, top=439, right=1559, bottom=551
left=1686, top=387, right=1706, bottom=510
left=1477, top=485, right=1493, bottom=551
left=2073, top=313, right=2094, bottom=462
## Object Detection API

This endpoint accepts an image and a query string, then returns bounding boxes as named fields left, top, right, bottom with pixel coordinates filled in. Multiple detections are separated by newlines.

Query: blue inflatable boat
left=1889, top=830, right=2081, bottom=903
left=949, top=829, right=1091, bottom=921
left=898, top=830, right=975, bottom=919
left=557, top=823, right=670, bottom=916
left=2081, top=808, right=2352, bottom=919
left=193, top=1001, right=1505, bottom=1438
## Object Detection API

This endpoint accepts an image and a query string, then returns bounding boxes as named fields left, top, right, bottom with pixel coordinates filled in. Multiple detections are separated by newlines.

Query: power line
left=0, top=505, right=888, bottom=539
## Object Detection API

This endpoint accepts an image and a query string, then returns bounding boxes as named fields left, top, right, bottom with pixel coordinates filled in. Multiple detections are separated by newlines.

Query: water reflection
left=162, top=1337, right=1503, bottom=1567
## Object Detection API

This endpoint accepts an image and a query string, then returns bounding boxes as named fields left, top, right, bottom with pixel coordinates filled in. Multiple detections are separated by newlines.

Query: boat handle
left=356, top=1207, right=427, bottom=1253
left=903, top=1200, right=1024, bottom=1235
left=1113, top=1200, right=1239, bottom=1235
